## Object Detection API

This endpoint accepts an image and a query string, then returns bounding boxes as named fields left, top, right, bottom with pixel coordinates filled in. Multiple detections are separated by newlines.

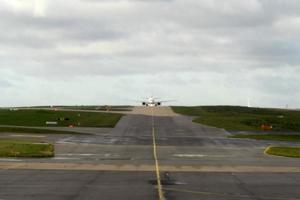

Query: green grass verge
left=0, top=127, right=84, bottom=135
left=229, top=134, right=300, bottom=142
left=23, top=105, right=133, bottom=111
left=0, top=140, right=54, bottom=157
left=0, top=109, right=122, bottom=127
left=265, top=146, right=300, bottom=158
left=172, top=106, right=300, bottom=131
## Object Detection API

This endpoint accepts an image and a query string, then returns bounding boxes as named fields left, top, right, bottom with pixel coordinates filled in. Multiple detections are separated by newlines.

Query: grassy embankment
left=172, top=106, right=300, bottom=131
left=265, top=146, right=300, bottom=158
left=0, top=109, right=122, bottom=129
left=0, top=127, right=83, bottom=135
left=23, top=105, right=133, bottom=111
left=0, top=109, right=122, bottom=157
left=0, top=140, right=54, bottom=157
left=173, top=106, right=300, bottom=141
left=172, top=106, right=300, bottom=158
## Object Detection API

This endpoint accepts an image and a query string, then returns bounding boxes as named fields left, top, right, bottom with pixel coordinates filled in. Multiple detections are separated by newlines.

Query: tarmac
left=0, top=106, right=300, bottom=200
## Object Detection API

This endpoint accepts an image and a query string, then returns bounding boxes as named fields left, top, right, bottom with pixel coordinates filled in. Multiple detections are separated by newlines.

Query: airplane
left=141, top=96, right=174, bottom=107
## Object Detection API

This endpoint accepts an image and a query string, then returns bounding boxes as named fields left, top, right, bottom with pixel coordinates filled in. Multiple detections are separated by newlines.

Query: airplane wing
left=159, top=100, right=176, bottom=103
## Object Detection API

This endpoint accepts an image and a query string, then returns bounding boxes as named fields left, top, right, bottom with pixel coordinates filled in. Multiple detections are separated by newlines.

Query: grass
left=0, top=127, right=84, bottom=135
left=265, top=146, right=300, bottom=158
left=0, top=140, right=54, bottom=157
left=0, top=109, right=122, bottom=128
left=229, top=134, right=300, bottom=142
left=172, top=106, right=300, bottom=131
left=22, top=105, right=133, bottom=111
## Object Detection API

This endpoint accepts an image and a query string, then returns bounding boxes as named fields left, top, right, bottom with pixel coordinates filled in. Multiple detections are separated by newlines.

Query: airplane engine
left=142, top=102, right=146, bottom=105
left=157, top=102, right=161, bottom=106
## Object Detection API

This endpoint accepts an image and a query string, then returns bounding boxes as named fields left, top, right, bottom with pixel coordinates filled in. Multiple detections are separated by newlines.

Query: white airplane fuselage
left=142, top=97, right=161, bottom=107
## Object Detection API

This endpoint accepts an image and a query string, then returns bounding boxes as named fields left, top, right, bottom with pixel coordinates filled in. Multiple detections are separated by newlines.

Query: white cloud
left=274, top=16, right=300, bottom=37
left=0, top=0, right=47, bottom=17
left=0, top=0, right=299, bottom=107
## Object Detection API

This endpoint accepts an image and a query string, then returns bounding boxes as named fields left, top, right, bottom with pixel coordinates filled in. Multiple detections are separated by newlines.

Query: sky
left=0, top=0, right=299, bottom=107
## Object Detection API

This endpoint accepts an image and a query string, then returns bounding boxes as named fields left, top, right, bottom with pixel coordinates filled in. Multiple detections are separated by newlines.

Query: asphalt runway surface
left=0, top=107, right=300, bottom=200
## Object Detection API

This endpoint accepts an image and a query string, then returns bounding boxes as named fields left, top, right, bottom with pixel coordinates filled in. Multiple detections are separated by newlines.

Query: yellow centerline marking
left=151, top=107, right=164, bottom=200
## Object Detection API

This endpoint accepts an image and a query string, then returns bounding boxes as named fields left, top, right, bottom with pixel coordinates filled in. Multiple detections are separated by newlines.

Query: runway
left=0, top=107, right=300, bottom=200
left=1, top=170, right=300, bottom=200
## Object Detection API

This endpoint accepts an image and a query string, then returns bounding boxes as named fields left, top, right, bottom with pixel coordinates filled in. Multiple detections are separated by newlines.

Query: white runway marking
left=52, top=157, right=80, bottom=160
left=54, top=154, right=122, bottom=160
left=173, top=154, right=239, bottom=158
left=57, top=137, right=75, bottom=143
left=57, top=154, right=96, bottom=156
left=56, top=141, right=77, bottom=145
left=173, top=154, right=207, bottom=158
left=0, top=158, right=22, bottom=162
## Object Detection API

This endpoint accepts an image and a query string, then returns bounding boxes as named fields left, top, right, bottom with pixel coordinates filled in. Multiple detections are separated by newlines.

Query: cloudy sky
left=0, top=0, right=299, bottom=107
